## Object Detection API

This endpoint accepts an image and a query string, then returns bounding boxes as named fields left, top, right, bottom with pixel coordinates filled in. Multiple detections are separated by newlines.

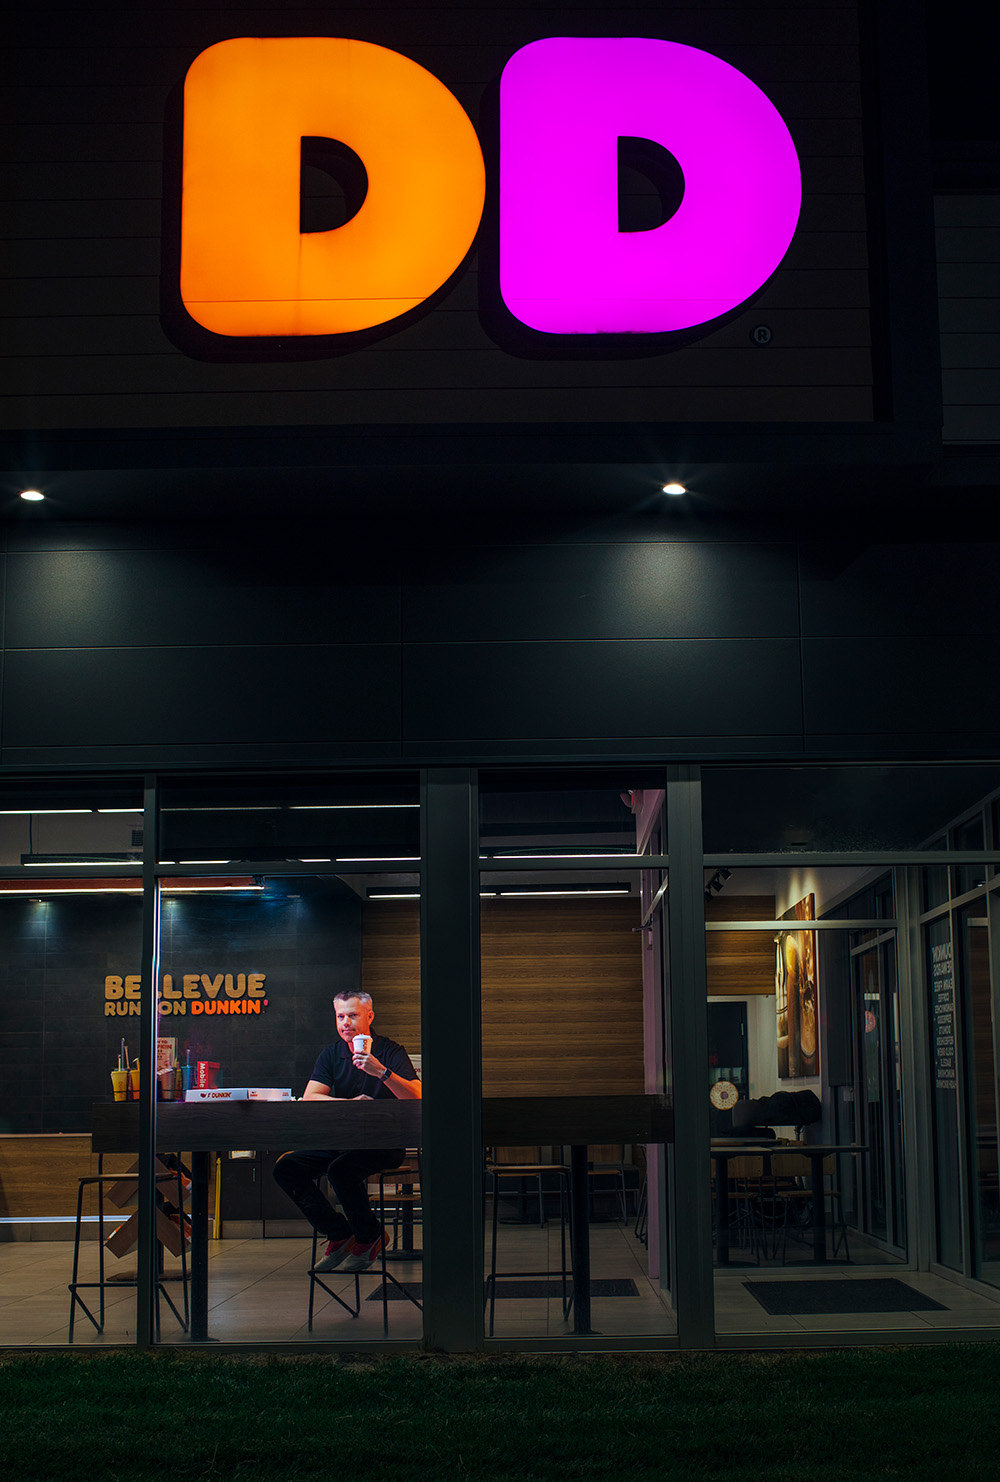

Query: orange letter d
left=180, top=37, right=485, bottom=336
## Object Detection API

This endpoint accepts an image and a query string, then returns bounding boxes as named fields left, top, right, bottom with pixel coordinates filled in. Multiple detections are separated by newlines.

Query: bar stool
left=773, top=1152, right=851, bottom=1263
left=68, top=1155, right=190, bottom=1341
left=484, top=1150, right=572, bottom=1336
left=307, top=1160, right=423, bottom=1335
left=307, top=1227, right=362, bottom=1329
left=370, top=1157, right=423, bottom=1334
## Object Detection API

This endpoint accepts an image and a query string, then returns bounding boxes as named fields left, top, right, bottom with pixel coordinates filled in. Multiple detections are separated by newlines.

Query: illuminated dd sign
left=180, top=36, right=801, bottom=340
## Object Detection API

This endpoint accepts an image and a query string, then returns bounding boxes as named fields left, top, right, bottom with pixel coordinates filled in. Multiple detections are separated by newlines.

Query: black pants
left=272, top=1148, right=405, bottom=1243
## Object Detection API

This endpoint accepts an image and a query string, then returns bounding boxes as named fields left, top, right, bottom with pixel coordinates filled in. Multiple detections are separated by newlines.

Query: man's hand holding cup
left=352, top=1033, right=382, bottom=1076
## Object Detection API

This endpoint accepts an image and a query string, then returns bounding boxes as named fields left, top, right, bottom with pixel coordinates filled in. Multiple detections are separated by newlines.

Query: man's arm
left=382, top=1070, right=422, bottom=1101
left=302, top=1078, right=366, bottom=1101
left=350, top=1053, right=422, bottom=1100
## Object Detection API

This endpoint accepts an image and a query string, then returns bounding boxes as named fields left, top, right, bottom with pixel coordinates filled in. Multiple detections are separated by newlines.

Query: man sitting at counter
left=273, top=992, right=421, bottom=1273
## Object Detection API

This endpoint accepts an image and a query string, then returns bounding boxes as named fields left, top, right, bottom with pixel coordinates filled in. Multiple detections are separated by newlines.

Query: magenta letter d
left=499, top=37, right=802, bottom=335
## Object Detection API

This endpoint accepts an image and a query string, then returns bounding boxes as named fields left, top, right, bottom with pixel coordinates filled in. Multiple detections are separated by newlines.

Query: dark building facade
left=2, top=2, right=999, bottom=1351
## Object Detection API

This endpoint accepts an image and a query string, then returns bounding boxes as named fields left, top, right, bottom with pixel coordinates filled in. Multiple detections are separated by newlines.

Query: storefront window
left=0, top=778, right=145, bottom=1345
left=477, top=770, right=673, bottom=1343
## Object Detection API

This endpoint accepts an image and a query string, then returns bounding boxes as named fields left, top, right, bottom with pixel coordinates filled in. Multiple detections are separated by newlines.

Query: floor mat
left=744, top=1278, right=948, bottom=1315
left=368, top=1278, right=639, bottom=1301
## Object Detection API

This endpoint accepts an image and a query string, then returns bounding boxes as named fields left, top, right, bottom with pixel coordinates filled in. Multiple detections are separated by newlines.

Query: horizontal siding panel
left=1, top=200, right=162, bottom=240
left=2, top=163, right=162, bottom=204
left=0, top=306, right=873, bottom=360
left=938, top=263, right=1000, bottom=299
left=5, top=43, right=863, bottom=125
left=1, top=644, right=402, bottom=749
left=4, top=548, right=401, bottom=648
left=803, top=638, right=1000, bottom=738
left=0, top=275, right=161, bottom=315
left=0, top=123, right=165, bottom=164
left=939, top=334, right=1000, bottom=370
left=766, top=81, right=862, bottom=118
left=800, top=544, right=1000, bottom=638
left=703, top=308, right=871, bottom=348
left=798, top=194, right=868, bottom=232
left=938, top=300, right=1000, bottom=334
left=0, top=384, right=875, bottom=428
left=0, top=348, right=875, bottom=399
left=402, top=637, right=804, bottom=743
left=936, top=228, right=1000, bottom=263
left=402, top=542, right=800, bottom=642
left=935, top=196, right=1000, bottom=229
left=3, top=87, right=175, bottom=126
left=942, top=370, right=1000, bottom=404
left=942, top=406, right=1000, bottom=442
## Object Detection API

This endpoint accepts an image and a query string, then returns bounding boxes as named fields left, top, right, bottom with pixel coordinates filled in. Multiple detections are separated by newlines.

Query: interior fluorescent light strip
left=336, top=855, right=420, bottom=863
left=23, top=858, right=140, bottom=867
left=488, top=850, right=634, bottom=859
left=289, top=803, right=418, bottom=810
left=0, top=1216, right=107, bottom=1225
left=0, top=885, right=143, bottom=895
left=496, top=888, right=631, bottom=897
left=369, top=887, right=631, bottom=901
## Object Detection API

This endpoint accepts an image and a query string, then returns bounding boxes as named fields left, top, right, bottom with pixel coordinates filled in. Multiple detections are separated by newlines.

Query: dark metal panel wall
left=2, top=530, right=999, bottom=767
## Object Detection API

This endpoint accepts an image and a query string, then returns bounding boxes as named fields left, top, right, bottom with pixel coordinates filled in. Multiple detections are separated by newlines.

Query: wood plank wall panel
left=360, top=902, right=422, bottom=1061
left=360, top=896, right=644, bottom=1097
left=0, top=1138, right=134, bottom=1218
left=3, top=3, right=874, bottom=430
left=481, top=897, right=644, bottom=1097
left=705, top=895, right=777, bottom=996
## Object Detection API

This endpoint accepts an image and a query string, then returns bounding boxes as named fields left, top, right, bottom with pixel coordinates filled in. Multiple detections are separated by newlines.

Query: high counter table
left=711, top=1141, right=867, bottom=1266
left=93, top=1095, right=673, bottom=1340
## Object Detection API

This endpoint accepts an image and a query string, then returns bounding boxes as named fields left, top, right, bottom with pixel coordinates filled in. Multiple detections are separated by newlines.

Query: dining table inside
left=92, top=1094, right=674, bottom=1340
left=711, top=1140, right=867, bottom=1267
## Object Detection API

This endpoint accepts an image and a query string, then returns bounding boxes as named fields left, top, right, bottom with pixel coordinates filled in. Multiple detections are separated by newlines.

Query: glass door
left=958, top=905, right=1000, bottom=1289
left=851, top=931, right=906, bottom=1252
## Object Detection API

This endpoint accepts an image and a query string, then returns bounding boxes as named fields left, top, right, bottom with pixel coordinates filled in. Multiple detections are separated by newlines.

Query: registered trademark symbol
left=751, top=324, right=773, bottom=345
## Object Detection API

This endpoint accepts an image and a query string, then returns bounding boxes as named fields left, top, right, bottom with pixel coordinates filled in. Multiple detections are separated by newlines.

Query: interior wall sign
left=180, top=35, right=801, bottom=341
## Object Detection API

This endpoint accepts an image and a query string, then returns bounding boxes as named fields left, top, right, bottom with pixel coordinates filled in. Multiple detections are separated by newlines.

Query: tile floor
left=4, top=1218, right=1000, bottom=1346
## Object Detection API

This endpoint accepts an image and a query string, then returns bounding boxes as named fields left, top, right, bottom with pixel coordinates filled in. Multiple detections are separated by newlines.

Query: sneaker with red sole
left=313, top=1235, right=353, bottom=1273
left=341, top=1228, right=390, bottom=1272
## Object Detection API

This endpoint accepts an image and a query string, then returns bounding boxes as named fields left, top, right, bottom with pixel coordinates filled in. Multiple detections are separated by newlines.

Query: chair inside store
left=484, top=1146, right=573, bottom=1337
left=710, top=1154, right=766, bottom=1263
left=585, top=1144, right=631, bottom=1223
left=307, top=1158, right=423, bottom=1336
left=68, top=1153, right=190, bottom=1341
left=770, top=1151, right=851, bottom=1264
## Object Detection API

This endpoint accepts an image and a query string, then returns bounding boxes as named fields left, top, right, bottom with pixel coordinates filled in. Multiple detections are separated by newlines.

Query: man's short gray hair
left=334, top=991, right=373, bottom=1008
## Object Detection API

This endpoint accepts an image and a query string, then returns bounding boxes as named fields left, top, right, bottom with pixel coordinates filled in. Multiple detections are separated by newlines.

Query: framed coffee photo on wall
left=776, top=894, right=818, bottom=1080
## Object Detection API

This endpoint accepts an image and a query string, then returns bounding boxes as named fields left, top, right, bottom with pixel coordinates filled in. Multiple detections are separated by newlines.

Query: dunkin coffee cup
left=352, top=1034, right=373, bottom=1055
left=110, top=1069, right=128, bottom=1102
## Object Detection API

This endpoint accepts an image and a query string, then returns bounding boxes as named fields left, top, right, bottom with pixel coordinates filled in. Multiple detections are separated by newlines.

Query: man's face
left=334, top=996, right=374, bottom=1044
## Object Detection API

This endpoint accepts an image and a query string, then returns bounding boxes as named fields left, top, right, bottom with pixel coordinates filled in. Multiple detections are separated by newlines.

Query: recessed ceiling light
left=661, top=482, right=686, bottom=496
left=20, top=489, right=44, bottom=502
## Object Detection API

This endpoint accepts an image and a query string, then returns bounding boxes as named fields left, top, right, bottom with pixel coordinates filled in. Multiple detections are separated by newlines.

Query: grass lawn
left=2, top=1345, right=999, bottom=1481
